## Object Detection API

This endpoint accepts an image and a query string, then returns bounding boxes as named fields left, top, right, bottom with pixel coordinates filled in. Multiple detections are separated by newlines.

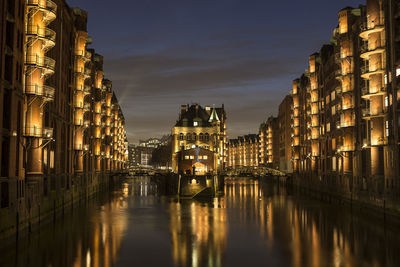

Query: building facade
left=278, top=95, right=293, bottom=173
left=286, top=0, right=400, bottom=207
left=227, top=134, right=260, bottom=169
left=0, top=0, right=128, bottom=238
left=226, top=0, right=400, bottom=208
left=171, top=104, right=226, bottom=175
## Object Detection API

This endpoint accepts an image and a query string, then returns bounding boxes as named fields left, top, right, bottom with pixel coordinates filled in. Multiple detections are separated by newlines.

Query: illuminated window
left=185, top=155, right=189, bottom=160
left=385, top=120, right=389, bottom=137
left=190, top=155, right=194, bottom=159
left=193, top=121, right=198, bottom=126
left=203, top=155, right=208, bottom=160
left=385, top=96, right=389, bottom=107
left=397, top=67, right=400, bottom=77
left=50, top=151, right=54, bottom=169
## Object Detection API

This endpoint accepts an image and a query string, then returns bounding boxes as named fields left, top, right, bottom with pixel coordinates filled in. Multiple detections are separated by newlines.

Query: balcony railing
left=362, top=107, right=387, bottom=118
left=25, top=55, right=55, bottom=72
left=24, top=126, right=53, bottom=138
left=26, top=24, right=56, bottom=44
left=27, top=0, right=57, bottom=15
left=361, top=86, right=386, bottom=97
left=25, top=84, right=55, bottom=100
left=339, top=145, right=355, bottom=152
left=359, top=21, right=385, bottom=39
left=83, top=103, right=91, bottom=112
left=371, top=137, right=388, bottom=146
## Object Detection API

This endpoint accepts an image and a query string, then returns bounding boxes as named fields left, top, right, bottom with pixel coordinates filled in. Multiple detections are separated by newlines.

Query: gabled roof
left=208, top=107, right=220, bottom=122
left=175, top=104, right=212, bottom=127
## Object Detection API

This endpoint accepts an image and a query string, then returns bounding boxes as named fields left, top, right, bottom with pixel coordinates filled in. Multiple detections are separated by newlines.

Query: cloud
left=100, top=37, right=302, bottom=143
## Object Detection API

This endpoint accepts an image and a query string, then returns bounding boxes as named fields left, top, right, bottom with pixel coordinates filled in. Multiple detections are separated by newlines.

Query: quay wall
left=262, top=174, right=400, bottom=221
left=0, top=172, right=122, bottom=241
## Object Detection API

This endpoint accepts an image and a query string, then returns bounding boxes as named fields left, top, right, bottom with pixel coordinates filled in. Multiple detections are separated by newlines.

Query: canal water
left=1, top=177, right=400, bottom=267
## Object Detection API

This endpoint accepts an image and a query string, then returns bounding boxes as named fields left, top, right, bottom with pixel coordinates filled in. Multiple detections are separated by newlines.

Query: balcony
left=311, top=134, right=319, bottom=140
left=25, top=55, right=55, bottom=76
left=341, top=102, right=355, bottom=111
left=362, top=107, right=387, bottom=119
left=75, top=50, right=91, bottom=62
left=360, top=42, right=385, bottom=60
left=371, top=137, right=388, bottom=146
left=84, top=85, right=91, bottom=95
left=360, top=65, right=385, bottom=79
left=25, top=84, right=55, bottom=101
left=361, top=86, right=386, bottom=98
left=338, top=145, right=355, bottom=152
left=24, top=126, right=53, bottom=138
left=26, top=0, right=57, bottom=23
left=339, top=118, right=355, bottom=128
left=83, top=103, right=91, bottom=112
left=74, top=101, right=84, bottom=109
left=359, top=22, right=385, bottom=40
left=26, top=24, right=56, bottom=49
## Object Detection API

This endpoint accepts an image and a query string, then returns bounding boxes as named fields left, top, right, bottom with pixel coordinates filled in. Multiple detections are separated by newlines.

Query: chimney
left=181, top=105, right=187, bottom=116
left=205, top=105, right=211, bottom=115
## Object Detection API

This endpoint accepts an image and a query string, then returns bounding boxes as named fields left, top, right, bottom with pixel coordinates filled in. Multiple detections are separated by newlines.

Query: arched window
left=199, top=133, right=204, bottom=141
left=179, top=133, right=184, bottom=140
left=205, top=133, right=209, bottom=141
left=193, top=133, right=197, bottom=141
left=187, top=133, right=191, bottom=141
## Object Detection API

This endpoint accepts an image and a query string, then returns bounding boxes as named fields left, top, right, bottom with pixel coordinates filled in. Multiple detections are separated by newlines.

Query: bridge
left=222, top=166, right=286, bottom=177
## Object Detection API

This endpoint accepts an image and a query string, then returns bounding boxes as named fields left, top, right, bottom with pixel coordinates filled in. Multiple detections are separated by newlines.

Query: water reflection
left=1, top=177, right=400, bottom=267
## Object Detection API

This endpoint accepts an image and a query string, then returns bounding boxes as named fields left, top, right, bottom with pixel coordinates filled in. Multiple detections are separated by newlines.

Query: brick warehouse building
left=0, top=0, right=128, bottom=238
left=227, top=0, right=400, bottom=210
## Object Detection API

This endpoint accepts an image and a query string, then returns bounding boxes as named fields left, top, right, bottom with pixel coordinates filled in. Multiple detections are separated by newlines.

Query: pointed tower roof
left=208, top=106, right=220, bottom=122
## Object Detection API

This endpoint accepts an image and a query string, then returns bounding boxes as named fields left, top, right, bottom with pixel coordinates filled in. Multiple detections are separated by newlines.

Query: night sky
left=66, top=0, right=364, bottom=143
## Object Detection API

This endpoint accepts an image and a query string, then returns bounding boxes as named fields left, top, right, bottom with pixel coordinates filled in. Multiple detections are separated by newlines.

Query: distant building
left=171, top=104, right=226, bottom=175
left=228, top=134, right=259, bottom=169
left=259, top=117, right=279, bottom=169
left=128, top=145, right=140, bottom=168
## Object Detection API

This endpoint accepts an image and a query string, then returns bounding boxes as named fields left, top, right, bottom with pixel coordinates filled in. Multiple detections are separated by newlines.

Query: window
left=205, top=133, right=209, bottom=141
left=193, top=133, right=197, bottom=140
left=199, top=133, right=203, bottom=141
left=396, top=67, right=400, bottom=77
left=193, top=121, right=198, bottom=126
left=190, top=155, right=194, bottom=159
left=385, top=96, right=389, bottom=107
left=385, top=120, right=389, bottom=137
left=203, top=155, right=208, bottom=160
left=198, top=156, right=202, bottom=160
left=185, top=155, right=189, bottom=160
